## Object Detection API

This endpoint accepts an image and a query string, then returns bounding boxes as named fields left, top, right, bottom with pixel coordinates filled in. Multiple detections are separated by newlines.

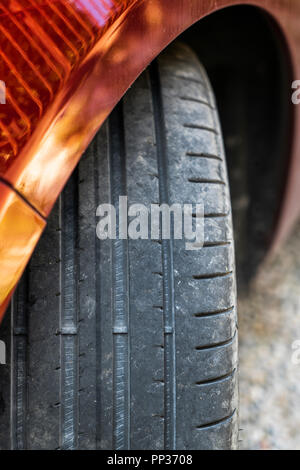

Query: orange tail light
left=0, top=0, right=133, bottom=175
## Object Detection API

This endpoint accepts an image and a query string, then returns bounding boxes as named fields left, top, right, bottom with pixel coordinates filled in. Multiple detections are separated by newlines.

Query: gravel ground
left=239, top=219, right=300, bottom=450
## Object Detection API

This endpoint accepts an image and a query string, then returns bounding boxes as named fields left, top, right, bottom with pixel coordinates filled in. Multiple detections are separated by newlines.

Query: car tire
left=0, top=42, right=238, bottom=450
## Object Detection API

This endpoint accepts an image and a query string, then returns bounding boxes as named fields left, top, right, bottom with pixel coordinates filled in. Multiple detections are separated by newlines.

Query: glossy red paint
left=0, top=0, right=299, bottom=315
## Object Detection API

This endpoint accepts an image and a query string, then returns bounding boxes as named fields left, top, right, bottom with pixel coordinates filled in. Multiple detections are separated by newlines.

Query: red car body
left=0, top=0, right=300, bottom=319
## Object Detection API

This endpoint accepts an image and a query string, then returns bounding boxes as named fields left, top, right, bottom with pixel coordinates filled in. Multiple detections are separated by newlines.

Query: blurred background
left=239, top=219, right=300, bottom=450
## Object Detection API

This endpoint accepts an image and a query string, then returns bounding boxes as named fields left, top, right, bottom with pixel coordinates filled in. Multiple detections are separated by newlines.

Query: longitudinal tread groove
left=59, top=171, right=79, bottom=450
left=94, top=135, right=103, bottom=451
left=11, top=274, right=29, bottom=450
left=108, top=103, right=130, bottom=450
left=149, top=61, right=177, bottom=450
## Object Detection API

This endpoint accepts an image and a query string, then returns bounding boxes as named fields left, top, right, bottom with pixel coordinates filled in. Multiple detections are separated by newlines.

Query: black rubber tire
left=0, top=42, right=238, bottom=450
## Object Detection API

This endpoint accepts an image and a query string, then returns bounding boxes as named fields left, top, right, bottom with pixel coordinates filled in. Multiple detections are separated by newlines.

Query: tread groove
left=196, top=409, right=236, bottom=430
left=179, top=96, right=214, bottom=108
left=188, top=178, right=225, bottom=185
left=149, top=61, right=177, bottom=450
left=59, top=170, right=79, bottom=450
left=194, top=306, right=235, bottom=318
left=108, top=103, right=130, bottom=450
left=183, top=124, right=218, bottom=134
left=203, top=212, right=230, bottom=218
left=186, top=152, right=222, bottom=161
left=174, top=75, right=204, bottom=85
left=195, top=332, right=237, bottom=351
left=193, top=271, right=233, bottom=280
left=202, top=241, right=231, bottom=248
left=11, top=274, right=29, bottom=450
left=195, top=369, right=236, bottom=386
